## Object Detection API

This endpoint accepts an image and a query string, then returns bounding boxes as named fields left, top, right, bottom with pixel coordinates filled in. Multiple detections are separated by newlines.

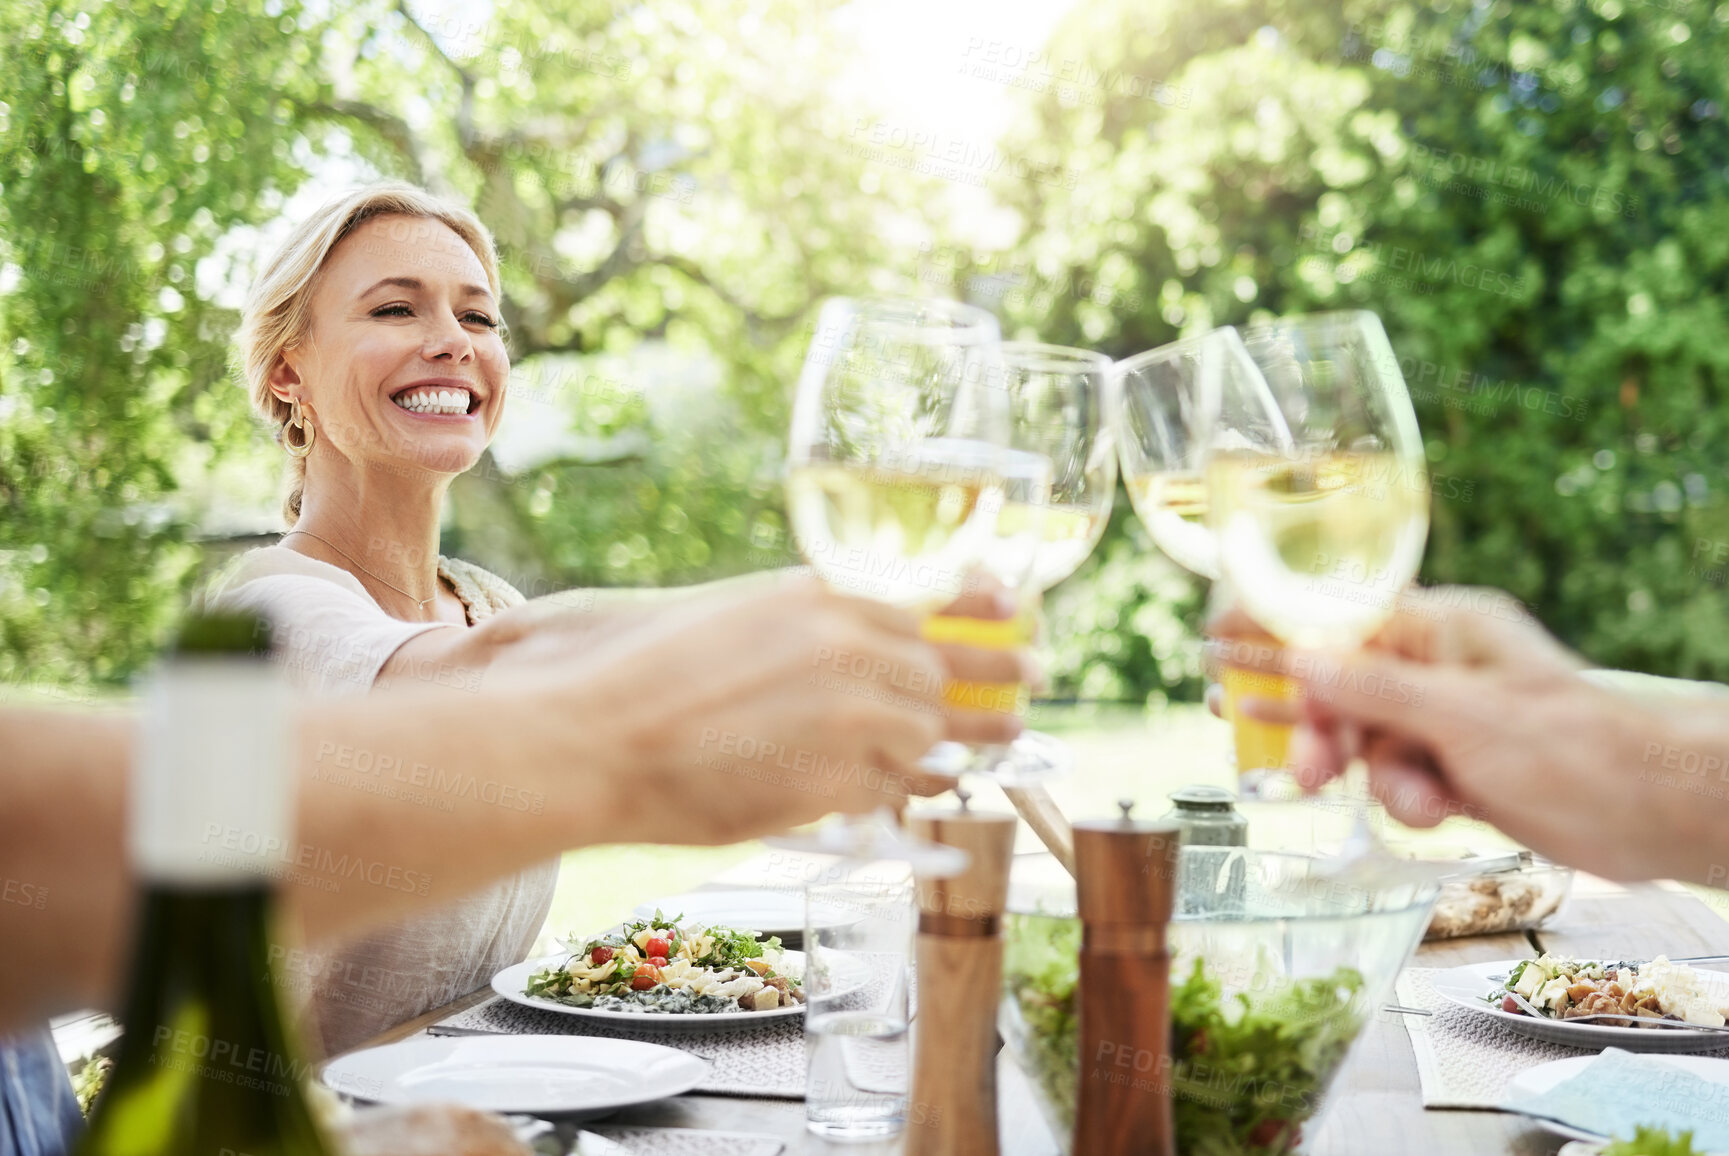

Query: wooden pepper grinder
left=1073, top=800, right=1181, bottom=1156
left=906, top=795, right=1017, bottom=1156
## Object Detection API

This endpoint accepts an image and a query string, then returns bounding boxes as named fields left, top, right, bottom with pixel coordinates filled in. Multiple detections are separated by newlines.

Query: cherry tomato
left=1501, top=995, right=1520, bottom=1013
left=630, top=965, right=662, bottom=991
left=590, top=946, right=613, bottom=965
left=645, top=937, right=672, bottom=959
left=648, top=955, right=669, bottom=968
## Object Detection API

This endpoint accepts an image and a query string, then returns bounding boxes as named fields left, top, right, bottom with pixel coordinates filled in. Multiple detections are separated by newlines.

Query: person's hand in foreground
left=489, top=571, right=1035, bottom=802
left=0, top=577, right=979, bottom=1030
left=1207, top=587, right=1726, bottom=884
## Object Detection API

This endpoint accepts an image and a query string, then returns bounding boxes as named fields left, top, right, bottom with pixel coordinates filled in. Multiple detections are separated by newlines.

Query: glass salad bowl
left=999, top=847, right=1440, bottom=1156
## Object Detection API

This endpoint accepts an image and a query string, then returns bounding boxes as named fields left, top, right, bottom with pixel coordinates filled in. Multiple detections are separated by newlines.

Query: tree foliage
left=0, top=0, right=315, bottom=687
left=997, top=0, right=1729, bottom=691
left=4, top=0, right=1726, bottom=697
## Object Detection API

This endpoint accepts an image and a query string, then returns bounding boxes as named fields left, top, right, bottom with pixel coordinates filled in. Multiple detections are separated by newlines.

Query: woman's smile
left=390, top=377, right=484, bottom=418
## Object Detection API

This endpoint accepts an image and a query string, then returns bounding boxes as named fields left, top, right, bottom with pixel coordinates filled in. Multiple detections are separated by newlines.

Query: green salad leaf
left=1601, top=1126, right=1706, bottom=1156
left=524, top=919, right=795, bottom=1010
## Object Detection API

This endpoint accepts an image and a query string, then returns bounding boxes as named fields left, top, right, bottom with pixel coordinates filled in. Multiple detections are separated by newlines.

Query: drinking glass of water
left=803, top=871, right=915, bottom=1141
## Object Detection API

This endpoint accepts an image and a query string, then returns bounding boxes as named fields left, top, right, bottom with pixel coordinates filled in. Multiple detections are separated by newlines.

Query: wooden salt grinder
left=1073, top=807, right=1181, bottom=1156
left=905, top=806, right=1017, bottom=1156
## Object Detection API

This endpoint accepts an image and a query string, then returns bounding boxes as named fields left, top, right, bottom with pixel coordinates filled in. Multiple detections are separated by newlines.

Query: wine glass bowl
left=787, top=296, right=1013, bottom=613
left=920, top=341, right=1112, bottom=786
left=1210, top=311, right=1430, bottom=652
left=774, top=295, right=1021, bottom=869
left=1115, top=328, right=1299, bottom=790
left=997, top=342, right=1118, bottom=592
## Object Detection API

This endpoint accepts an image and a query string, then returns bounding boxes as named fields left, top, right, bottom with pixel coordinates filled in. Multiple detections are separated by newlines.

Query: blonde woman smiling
left=213, top=183, right=1027, bottom=1054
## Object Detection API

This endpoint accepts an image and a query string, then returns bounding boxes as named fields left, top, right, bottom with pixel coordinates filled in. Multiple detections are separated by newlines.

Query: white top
left=209, top=544, right=558, bottom=1056
left=208, top=548, right=453, bottom=695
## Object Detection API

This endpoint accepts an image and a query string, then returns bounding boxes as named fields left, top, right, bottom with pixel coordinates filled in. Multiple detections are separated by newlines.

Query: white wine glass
left=922, top=342, right=1115, bottom=785
left=1116, top=329, right=1303, bottom=794
left=774, top=296, right=1015, bottom=870
left=1205, top=310, right=1430, bottom=812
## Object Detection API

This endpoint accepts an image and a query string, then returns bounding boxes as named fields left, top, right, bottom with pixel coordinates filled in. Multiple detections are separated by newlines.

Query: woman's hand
left=1208, top=587, right=1719, bottom=882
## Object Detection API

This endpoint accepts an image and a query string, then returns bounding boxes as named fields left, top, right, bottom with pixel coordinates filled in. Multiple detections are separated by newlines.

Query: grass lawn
left=533, top=701, right=1517, bottom=952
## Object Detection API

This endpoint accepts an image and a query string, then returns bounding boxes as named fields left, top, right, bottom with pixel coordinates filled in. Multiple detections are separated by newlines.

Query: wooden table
left=339, top=872, right=1729, bottom=1154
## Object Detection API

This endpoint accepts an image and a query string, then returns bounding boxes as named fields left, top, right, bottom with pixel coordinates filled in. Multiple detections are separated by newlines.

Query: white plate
left=492, top=949, right=871, bottom=1032
left=321, top=1035, right=707, bottom=1117
left=1431, top=959, right=1729, bottom=1053
left=630, top=889, right=859, bottom=939
left=1505, top=1052, right=1729, bottom=1152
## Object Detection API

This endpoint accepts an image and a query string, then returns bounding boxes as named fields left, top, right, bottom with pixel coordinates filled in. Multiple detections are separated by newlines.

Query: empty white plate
left=321, top=1035, right=707, bottom=1117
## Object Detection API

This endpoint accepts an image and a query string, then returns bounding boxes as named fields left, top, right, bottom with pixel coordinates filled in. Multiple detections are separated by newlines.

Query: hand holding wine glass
left=1203, top=310, right=1431, bottom=809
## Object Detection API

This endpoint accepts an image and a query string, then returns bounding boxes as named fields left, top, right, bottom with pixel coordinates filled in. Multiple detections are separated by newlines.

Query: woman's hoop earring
left=284, top=398, right=316, bottom=459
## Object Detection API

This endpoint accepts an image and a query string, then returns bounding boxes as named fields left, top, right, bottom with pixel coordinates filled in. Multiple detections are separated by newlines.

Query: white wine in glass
left=1205, top=311, right=1431, bottom=800
left=922, top=342, right=1113, bottom=785
left=1122, top=469, right=1213, bottom=580
left=1116, top=328, right=1300, bottom=790
left=773, top=296, right=1013, bottom=868
left=1208, top=449, right=1429, bottom=649
left=786, top=438, right=1007, bottom=611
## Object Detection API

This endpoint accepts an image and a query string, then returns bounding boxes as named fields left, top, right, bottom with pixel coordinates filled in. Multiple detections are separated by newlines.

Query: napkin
left=1503, top=1047, right=1729, bottom=1150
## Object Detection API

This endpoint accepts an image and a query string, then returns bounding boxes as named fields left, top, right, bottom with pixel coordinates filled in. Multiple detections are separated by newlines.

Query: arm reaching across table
left=1208, top=586, right=1729, bottom=885
left=0, top=578, right=963, bottom=1035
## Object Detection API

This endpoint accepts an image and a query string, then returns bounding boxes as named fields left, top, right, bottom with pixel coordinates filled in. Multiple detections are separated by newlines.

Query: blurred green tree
left=994, top=0, right=1729, bottom=690
left=0, top=0, right=316, bottom=689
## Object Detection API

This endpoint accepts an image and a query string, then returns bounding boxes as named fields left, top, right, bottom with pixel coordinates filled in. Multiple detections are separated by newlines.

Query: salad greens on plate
left=525, top=911, right=803, bottom=1015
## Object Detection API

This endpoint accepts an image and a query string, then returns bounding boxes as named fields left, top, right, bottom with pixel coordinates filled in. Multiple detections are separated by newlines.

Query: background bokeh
left=4, top=0, right=1727, bottom=702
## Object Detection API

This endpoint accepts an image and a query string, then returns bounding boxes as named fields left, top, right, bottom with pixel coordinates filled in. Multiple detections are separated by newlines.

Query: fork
left=1501, top=988, right=1729, bottom=1032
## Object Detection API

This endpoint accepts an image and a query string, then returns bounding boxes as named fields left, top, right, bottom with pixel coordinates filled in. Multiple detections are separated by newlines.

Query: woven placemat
left=584, top=1126, right=784, bottom=1156
left=1395, top=967, right=1597, bottom=1108
left=434, top=996, right=808, bottom=1099
left=438, top=953, right=909, bottom=1101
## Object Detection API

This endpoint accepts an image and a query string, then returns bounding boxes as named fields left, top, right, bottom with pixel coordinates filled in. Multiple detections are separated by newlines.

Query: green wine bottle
left=77, top=612, right=337, bottom=1156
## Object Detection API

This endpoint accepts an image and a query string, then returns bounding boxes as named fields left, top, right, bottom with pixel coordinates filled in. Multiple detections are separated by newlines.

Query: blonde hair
left=236, top=183, right=502, bottom=524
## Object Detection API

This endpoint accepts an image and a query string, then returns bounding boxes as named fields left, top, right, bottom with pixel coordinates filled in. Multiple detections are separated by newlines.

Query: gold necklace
left=283, top=528, right=439, bottom=612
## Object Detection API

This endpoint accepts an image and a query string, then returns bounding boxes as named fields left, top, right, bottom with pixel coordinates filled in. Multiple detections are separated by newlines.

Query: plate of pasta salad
left=1432, top=954, right=1729, bottom=1052
left=491, top=911, right=869, bottom=1031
